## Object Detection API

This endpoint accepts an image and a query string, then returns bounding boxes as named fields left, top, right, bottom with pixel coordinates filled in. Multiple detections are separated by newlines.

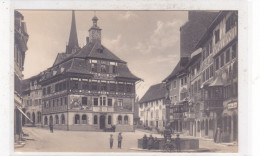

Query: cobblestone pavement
left=15, top=127, right=238, bottom=153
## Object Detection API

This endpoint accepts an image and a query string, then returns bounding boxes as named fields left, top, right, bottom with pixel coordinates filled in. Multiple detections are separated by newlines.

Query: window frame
left=94, top=98, right=98, bottom=106
left=215, top=29, right=220, bottom=43
left=82, top=97, right=88, bottom=106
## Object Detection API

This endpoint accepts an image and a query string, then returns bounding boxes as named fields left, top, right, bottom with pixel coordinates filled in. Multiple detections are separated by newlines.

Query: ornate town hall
left=39, top=11, right=141, bottom=131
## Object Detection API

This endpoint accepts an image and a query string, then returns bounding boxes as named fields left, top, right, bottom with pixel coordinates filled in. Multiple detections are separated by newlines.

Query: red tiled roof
left=139, top=83, right=167, bottom=103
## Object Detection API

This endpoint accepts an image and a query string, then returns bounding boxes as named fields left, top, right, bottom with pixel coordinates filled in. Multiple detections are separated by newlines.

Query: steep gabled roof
left=116, top=63, right=140, bottom=80
left=66, top=58, right=91, bottom=75
left=73, top=42, right=125, bottom=63
left=40, top=13, right=140, bottom=83
left=53, top=53, right=70, bottom=66
left=139, top=83, right=167, bottom=103
left=163, top=57, right=189, bottom=82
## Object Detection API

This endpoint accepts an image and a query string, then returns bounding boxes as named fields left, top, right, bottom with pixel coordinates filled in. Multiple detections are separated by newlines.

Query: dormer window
left=97, top=48, right=103, bottom=53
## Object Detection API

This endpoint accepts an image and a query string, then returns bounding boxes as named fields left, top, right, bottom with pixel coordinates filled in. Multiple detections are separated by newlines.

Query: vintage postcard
left=4, top=0, right=250, bottom=155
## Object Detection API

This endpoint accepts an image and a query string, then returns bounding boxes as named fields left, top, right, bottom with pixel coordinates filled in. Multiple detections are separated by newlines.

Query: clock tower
left=89, top=16, right=102, bottom=43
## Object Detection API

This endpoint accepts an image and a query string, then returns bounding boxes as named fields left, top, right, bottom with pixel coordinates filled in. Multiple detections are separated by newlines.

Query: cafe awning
left=209, top=76, right=224, bottom=87
left=16, top=105, right=33, bottom=123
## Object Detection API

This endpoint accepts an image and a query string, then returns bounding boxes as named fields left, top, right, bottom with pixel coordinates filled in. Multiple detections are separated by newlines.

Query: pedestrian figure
left=154, top=137, right=159, bottom=149
left=49, top=124, right=53, bottom=133
left=148, top=134, right=154, bottom=150
left=214, top=127, right=222, bottom=143
left=175, top=134, right=181, bottom=152
left=118, top=132, right=123, bottom=149
left=142, top=134, right=148, bottom=149
left=109, top=134, right=113, bottom=149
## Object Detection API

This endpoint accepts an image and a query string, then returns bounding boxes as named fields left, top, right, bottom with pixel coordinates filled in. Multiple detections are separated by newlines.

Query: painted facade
left=39, top=11, right=141, bottom=132
left=163, top=11, right=238, bottom=143
left=183, top=11, right=238, bottom=143
left=163, top=11, right=218, bottom=134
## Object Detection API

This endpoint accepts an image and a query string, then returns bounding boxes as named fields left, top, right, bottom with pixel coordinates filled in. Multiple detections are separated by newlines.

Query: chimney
left=86, top=37, right=89, bottom=44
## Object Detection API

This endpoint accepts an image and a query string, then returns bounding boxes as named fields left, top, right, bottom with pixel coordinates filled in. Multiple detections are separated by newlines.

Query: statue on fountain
left=163, top=123, right=173, bottom=143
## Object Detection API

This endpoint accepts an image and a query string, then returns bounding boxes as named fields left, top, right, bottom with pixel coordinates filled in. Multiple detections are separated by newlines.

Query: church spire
left=66, top=10, right=79, bottom=54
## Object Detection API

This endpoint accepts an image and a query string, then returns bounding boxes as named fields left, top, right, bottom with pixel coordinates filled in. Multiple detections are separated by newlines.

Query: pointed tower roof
left=66, top=10, right=79, bottom=54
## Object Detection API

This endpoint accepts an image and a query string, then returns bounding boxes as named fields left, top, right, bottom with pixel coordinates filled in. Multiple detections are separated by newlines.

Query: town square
left=14, top=10, right=238, bottom=153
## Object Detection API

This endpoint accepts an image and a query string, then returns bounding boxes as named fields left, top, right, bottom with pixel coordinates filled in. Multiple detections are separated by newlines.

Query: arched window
left=108, top=115, right=112, bottom=124
left=118, top=115, right=122, bottom=124
left=82, top=114, right=87, bottom=124
left=26, top=112, right=31, bottom=124
left=44, top=116, right=48, bottom=125
left=94, top=115, right=98, bottom=124
left=37, top=112, right=41, bottom=123
left=124, top=115, right=129, bottom=124
left=75, top=114, right=80, bottom=124
left=55, top=115, right=59, bottom=124
left=61, top=114, right=65, bottom=124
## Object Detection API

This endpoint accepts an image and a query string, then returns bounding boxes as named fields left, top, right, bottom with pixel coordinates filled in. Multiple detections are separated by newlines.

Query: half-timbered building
left=39, top=11, right=141, bottom=132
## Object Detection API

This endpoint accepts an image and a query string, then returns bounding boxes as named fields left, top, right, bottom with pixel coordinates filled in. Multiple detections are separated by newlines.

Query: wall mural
left=70, top=95, right=91, bottom=110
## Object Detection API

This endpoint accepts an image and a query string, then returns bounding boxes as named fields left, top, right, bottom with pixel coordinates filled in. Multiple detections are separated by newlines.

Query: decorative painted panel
left=213, top=26, right=237, bottom=55
left=69, top=95, right=91, bottom=111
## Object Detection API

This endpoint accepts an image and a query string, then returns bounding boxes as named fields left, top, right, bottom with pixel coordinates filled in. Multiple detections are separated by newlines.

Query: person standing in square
left=118, top=133, right=123, bottom=149
left=109, top=134, right=113, bottom=149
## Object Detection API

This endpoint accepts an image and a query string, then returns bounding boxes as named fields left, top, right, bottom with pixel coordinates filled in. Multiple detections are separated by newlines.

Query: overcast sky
left=19, top=10, right=188, bottom=98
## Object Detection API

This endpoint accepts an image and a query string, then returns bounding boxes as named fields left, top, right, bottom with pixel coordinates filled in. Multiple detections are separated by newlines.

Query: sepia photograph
left=13, top=9, right=239, bottom=153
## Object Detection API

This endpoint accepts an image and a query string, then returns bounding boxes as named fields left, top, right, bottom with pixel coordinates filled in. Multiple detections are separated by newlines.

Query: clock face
left=90, top=30, right=101, bottom=40
left=91, top=31, right=95, bottom=38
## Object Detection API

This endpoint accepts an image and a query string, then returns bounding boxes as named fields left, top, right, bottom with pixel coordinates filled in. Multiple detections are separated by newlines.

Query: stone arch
left=61, top=114, right=65, bottom=124
left=55, top=115, right=59, bottom=124
left=82, top=114, right=87, bottom=124
left=118, top=115, right=122, bottom=124
left=74, top=114, right=80, bottom=124
left=124, top=115, right=129, bottom=124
